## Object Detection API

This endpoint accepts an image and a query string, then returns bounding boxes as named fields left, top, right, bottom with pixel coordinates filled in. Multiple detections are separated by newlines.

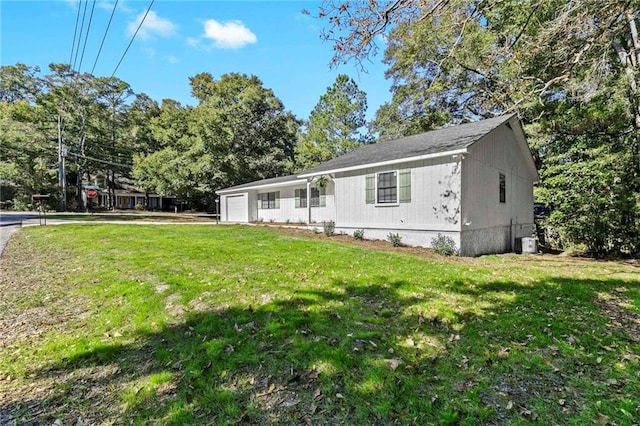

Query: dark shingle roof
left=217, top=174, right=299, bottom=193
left=300, top=114, right=514, bottom=176
left=218, top=114, right=516, bottom=192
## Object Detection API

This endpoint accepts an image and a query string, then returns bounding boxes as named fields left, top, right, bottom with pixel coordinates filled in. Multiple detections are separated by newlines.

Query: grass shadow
left=3, top=273, right=639, bottom=425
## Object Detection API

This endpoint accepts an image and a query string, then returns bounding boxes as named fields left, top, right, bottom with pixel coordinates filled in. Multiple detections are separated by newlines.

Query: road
left=0, top=211, right=39, bottom=226
left=0, top=211, right=55, bottom=256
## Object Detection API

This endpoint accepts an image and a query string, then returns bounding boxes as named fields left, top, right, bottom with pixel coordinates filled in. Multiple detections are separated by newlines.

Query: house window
left=310, top=187, right=325, bottom=207
left=499, top=173, right=506, bottom=203
left=259, top=191, right=280, bottom=209
left=295, top=189, right=307, bottom=208
left=295, top=187, right=326, bottom=208
left=366, top=170, right=411, bottom=204
left=377, top=171, right=398, bottom=204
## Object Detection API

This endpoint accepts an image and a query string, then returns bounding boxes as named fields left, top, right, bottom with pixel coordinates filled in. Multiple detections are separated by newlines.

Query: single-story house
left=96, top=190, right=169, bottom=210
left=217, top=114, right=538, bottom=256
left=91, top=175, right=179, bottom=211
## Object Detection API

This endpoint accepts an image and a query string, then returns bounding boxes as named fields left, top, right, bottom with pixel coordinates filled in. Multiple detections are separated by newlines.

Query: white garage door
left=225, top=194, right=248, bottom=222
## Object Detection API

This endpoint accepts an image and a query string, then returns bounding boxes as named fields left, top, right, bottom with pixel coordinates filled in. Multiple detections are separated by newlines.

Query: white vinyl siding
left=459, top=122, right=536, bottom=256
left=339, top=158, right=460, bottom=230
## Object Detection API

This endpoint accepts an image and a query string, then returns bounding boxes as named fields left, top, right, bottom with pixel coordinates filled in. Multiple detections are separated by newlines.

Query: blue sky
left=1, top=0, right=392, bottom=121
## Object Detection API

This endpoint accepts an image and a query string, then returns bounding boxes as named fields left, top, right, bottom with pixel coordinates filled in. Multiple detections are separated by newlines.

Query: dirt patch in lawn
left=0, top=237, right=105, bottom=424
left=594, top=288, right=640, bottom=343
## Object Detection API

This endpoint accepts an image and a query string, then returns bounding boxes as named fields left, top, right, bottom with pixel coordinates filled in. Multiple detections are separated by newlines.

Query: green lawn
left=1, top=224, right=638, bottom=425
left=44, top=212, right=217, bottom=222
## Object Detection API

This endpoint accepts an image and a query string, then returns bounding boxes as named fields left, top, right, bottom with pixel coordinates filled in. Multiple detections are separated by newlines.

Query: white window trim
left=375, top=169, right=400, bottom=207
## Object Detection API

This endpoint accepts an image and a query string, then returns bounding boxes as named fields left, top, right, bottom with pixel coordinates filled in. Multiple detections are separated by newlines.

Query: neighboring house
left=96, top=190, right=169, bottom=210
left=92, top=176, right=179, bottom=211
left=217, top=114, right=538, bottom=256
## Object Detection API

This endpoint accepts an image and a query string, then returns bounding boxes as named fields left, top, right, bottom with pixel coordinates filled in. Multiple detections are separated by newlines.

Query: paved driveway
left=0, top=225, right=20, bottom=257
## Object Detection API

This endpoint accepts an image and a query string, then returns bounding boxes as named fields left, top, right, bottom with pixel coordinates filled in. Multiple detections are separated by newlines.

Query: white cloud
left=167, top=55, right=179, bottom=64
left=127, top=10, right=177, bottom=40
left=186, top=37, right=199, bottom=47
left=98, top=1, right=134, bottom=14
left=202, top=19, right=257, bottom=49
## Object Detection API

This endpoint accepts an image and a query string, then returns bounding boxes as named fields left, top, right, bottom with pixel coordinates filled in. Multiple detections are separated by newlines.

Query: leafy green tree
left=127, top=93, right=161, bottom=154
left=535, top=87, right=640, bottom=255
left=295, top=74, right=369, bottom=169
left=370, top=103, right=451, bottom=141
left=0, top=64, right=58, bottom=209
left=86, top=76, right=134, bottom=209
left=0, top=100, right=57, bottom=209
left=134, top=73, right=299, bottom=209
left=0, top=63, right=43, bottom=103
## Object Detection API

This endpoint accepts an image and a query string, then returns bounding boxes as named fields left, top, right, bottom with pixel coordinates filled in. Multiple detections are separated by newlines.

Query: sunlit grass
left=0, top=224, right=638, bottom=424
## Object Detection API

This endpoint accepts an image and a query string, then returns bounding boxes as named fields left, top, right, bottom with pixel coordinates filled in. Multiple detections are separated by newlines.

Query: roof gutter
left=217, top=178, right=302, bottom=194
left=298, top=148, right=469, bottom=178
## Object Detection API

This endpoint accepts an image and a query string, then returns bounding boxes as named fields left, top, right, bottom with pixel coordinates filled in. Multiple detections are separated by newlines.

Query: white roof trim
left=298, top=148, right=469, bottom=178
left=217, top=178, right=304, bottom=194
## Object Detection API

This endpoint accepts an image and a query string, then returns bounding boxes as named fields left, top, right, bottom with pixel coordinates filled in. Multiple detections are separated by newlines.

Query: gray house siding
left=332, top=157, right=462, bottom=249
left=254, top=182, right=335, bottom=224
left=460, top=121, right=536, bottom=256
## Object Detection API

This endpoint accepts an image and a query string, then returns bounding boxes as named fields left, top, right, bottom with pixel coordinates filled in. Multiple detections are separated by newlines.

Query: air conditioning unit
left=521, top=237, right=538, bottom=254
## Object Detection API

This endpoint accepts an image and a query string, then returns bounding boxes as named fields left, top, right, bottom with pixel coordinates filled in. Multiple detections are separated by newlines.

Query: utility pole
left=57, top=115, right=67, bottom=211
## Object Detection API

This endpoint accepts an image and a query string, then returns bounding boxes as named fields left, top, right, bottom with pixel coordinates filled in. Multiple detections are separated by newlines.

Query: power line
left=91, top=0, right=119, bottom=75
left=112, top=0, right=155, bottom=77
left=77, top=0, right=97, bottom=73
left=70, top=151, right=133, bottom=168
left=72, top=0, right=89, bottom=71
left=69, top=0, right=83, bottom=66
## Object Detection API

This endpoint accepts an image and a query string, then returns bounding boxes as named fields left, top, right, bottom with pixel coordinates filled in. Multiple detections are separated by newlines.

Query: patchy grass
left=0, top=224, right=639, bottom=425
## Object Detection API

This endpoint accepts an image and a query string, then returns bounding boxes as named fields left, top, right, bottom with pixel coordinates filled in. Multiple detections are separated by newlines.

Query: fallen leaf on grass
left=386, top=358, right=403, bottom=371
left=279, top=395, right=300, bottom=408
left=307, top=369, right=319, bottom=380
left=313, top=388, right=323, bottom=401
left=620, top=408, right=633, bottom=418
